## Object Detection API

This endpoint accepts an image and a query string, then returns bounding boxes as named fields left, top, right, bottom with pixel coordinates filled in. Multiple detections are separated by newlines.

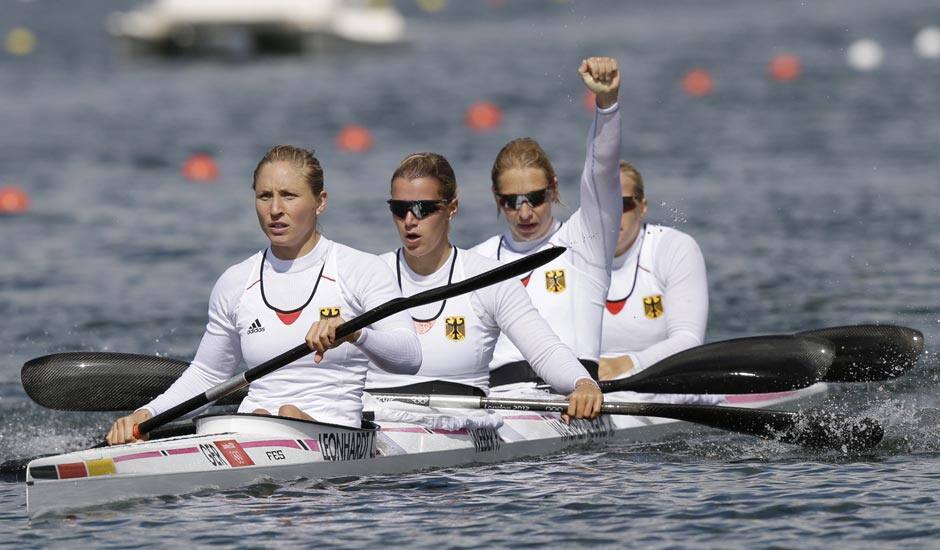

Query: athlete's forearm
left=571, top=102, right=622, bottom=268
left=357, top=326, right=421, bottom=375
left=493, top=278, right=589, bottom=394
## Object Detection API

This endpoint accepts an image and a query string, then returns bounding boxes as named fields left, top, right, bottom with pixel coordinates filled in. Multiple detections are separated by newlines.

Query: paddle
left=22, top=352, right=226, bottom=412
left=20, top=334, right=831, bottom=412
left=372, top=393, right=885, bottom=452
left=20, top=324, right=921, bottom=412
left=798, top=325, right=924, bottom=382
left=599, top=334, right=832, bottom=394
left=131, top=246, right=566, bottom=440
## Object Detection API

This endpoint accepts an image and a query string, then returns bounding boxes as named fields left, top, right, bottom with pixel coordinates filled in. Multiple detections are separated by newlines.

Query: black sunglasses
left=387, top=199, right=449, bottom=219
left=622, top=196, right=638, bottom=213
left=496, top=188, right=550, bottom=210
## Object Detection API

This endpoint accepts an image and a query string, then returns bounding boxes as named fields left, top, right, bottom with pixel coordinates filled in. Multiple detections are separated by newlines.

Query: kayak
left=26, top=383, right=828, bottom=518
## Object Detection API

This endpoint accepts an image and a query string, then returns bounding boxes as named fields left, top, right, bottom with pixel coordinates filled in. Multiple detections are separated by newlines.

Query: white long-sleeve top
left=365, top=247, right=593, bottom=394
left=143, top=236, right=421, bottom=428
left=472, top=102, right=622, bottom=367
left=601, top=224, right=708, bottom=372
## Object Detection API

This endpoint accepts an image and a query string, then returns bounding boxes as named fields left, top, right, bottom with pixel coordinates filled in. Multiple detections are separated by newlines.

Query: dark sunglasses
left=387, top=199, right=449, bottom=219
left=496, top=188, right=550, bottom=210
left=622, top=196, right=639, bottom=213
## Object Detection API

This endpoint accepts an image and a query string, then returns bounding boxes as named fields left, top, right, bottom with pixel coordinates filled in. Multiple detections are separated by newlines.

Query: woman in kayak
left=599, top=161, right=708, bottom=380
left=107, top=145, right=422, bottom=444
left=472, top=56, right=622, bottom=388
left=365, top=151, right=603, bottom=420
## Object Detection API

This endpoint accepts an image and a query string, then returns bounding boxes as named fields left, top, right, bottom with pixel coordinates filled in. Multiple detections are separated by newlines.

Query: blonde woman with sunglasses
left=365, top=152, right=603, bottom=422
left=598, top=162, right=708, bottom=380
left=471, top=57, right=622, bottom=389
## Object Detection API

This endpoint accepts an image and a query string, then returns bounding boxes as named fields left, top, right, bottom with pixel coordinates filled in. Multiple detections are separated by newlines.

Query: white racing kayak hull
left=26, top=384, right=828, bottom=517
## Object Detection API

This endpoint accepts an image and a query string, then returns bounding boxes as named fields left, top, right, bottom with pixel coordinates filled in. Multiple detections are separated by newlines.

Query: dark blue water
left=2, top=0, right=940, bottom=544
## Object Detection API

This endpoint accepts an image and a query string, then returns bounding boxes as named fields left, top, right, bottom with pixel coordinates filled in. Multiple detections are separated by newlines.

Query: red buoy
left=465, top=101, right=503, bottom=132
left=681, top=68, right=714, bottom=97
left=769, top=54, right=802, bottom=82
left=0, top=185, right=30, bottom=214
left=181, top=153, right=219, bottom=182
left=336, top=125, right=374, bottom=153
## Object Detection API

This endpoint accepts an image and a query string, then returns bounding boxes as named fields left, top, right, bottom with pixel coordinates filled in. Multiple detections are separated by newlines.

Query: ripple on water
left=4, top=0, right=940, bottom=546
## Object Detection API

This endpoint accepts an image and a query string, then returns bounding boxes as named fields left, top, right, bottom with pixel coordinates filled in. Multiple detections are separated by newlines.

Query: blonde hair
left=619, top=160, right=645, bottom=200
left=391, top=152, right=457, bottom=201
left=491, top=138, right=560, bottom=205
left=252, top=144, right=324, bottom=194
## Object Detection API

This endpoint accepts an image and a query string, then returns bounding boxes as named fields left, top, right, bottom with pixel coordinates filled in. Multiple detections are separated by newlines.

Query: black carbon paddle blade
left=608, top=402, right=884, bottom=452
left=778, top=411, right=885, bottom=452
left=798, top=325, right=925, bottom=383
left=601, top=335, right=833, bottom=394
left=21, top=352, right=247, bottom=411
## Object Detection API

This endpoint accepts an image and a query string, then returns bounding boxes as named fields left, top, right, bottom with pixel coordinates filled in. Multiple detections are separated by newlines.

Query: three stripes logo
left=247, top=319, right=265, bottom=335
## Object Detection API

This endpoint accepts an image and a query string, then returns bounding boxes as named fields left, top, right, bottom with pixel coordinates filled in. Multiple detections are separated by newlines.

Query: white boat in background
left=25, top=384, right=828, bottom=518
left=106, top=0, right=406, bottom=54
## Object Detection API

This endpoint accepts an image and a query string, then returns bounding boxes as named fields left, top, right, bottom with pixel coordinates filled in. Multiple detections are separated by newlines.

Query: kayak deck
left=26, top=384, right=828, bottom=518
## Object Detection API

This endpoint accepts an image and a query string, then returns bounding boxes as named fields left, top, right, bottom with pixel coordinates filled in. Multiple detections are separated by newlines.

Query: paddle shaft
left=24, top=333, right=835, bottom=414
left=133, top=246, right=566, bottom=439
left=372, top=393, right=884, bottom=452
left=23, top=324, right=921, bottom=413
left=133, top=343, right=307, bottom=438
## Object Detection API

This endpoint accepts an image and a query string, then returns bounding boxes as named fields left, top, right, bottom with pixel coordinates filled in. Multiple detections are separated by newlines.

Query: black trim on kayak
left=490, top=359, right=599, bottom=387
left=28, top=465, right=58, bottom=480
left=371, top=380, right=485, bottom=397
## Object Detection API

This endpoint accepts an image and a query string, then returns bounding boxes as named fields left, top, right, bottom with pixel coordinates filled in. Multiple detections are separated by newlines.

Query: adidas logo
left=247, top=319, right=265, bottom=335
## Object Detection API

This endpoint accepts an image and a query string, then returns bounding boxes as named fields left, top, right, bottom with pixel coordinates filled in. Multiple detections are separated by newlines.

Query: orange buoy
left=769, top=54, right=802, bottom=82
left=0, top=185, right=30, bottom=214
left=681, top=68, right=714, bottom=97
left=181, top=153, right=219, bottom=182
left=465, top=101, right=503, bottom=132
left=582, top=90, right=596, bottom=112
left=336, top=125, right=374, bottom=153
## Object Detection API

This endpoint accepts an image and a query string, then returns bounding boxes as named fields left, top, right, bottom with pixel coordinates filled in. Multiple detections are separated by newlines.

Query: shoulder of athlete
left=458, top=247, right=501, bottom=275
left=376, top=249, right=397, bottom=270
left=468, top=235, right=501, bottom=258
left=457, top=249, right=525, bottom=321
left=333, top=243, right=392, bottom=277
left=464, top=248, right=535, bottom=299
left=217, top=251, right=262, bottom=290
left=207, top=251, right=261, bottom=312
left=647, top=224, right=705, bottom=271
